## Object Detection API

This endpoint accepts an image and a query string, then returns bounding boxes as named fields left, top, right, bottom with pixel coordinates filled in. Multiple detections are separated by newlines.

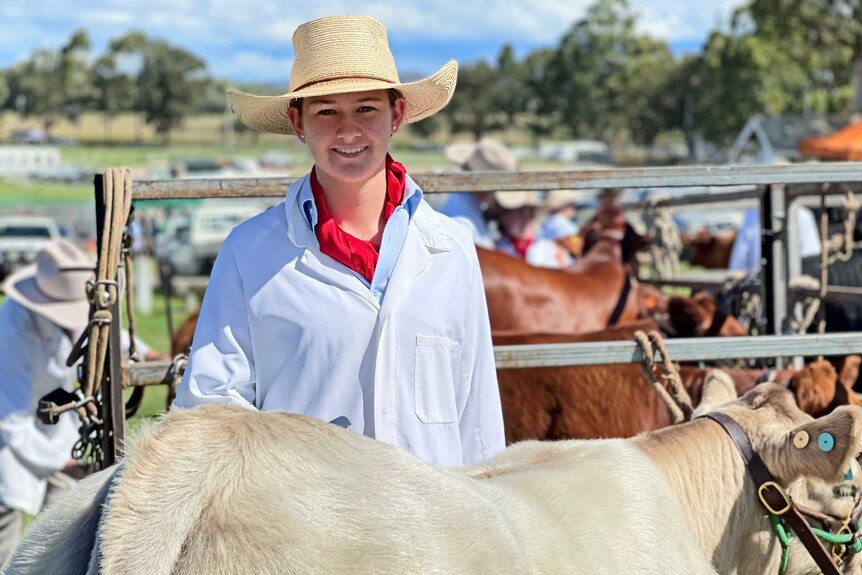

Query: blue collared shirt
left=298, top=180, right=422, bottom=303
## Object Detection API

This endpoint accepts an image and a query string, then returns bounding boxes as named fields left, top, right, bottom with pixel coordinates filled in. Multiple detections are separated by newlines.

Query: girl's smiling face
left=289, top=90, right=405, bottom=190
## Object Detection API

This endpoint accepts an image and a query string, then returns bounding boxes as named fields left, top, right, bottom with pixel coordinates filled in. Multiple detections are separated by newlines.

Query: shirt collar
left=297, top=168, right=423, bottom=231
left=284, top=171, right=447, bottom=253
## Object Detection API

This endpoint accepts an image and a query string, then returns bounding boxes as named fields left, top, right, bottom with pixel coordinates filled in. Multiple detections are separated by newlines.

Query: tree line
left=1, top=0, right=861, bottom=148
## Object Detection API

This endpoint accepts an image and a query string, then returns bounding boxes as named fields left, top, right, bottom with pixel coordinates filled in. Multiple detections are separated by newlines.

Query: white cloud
left=0, top=0, right=745, bottom=80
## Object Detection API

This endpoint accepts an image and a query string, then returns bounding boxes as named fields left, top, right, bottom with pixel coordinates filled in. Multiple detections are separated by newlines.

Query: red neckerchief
left=311, top=154, right=406, bottom=283
left=504, top=233, right=534, bottom=260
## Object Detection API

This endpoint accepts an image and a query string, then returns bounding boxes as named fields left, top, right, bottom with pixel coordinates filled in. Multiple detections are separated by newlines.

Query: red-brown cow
left=479, top=229, right=641, bottom=334
left=686, top=229, right=736, bottom=269
left=498, top=322, right=858, bottom=443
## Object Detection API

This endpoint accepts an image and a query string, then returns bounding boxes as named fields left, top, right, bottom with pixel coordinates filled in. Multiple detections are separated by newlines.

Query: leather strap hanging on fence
left=826, top=190, right=858, bottom=266
left=633, top=330, right=693, bottom=423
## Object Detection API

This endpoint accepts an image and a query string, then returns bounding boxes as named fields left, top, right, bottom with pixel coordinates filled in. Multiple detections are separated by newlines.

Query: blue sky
left=0, top=1, right=744, bottom=85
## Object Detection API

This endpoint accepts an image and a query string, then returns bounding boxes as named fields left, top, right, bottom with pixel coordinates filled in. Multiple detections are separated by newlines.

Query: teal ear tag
left=845, top=468, right=854, bottom=481
left=818, top=432, right=835, bottom=452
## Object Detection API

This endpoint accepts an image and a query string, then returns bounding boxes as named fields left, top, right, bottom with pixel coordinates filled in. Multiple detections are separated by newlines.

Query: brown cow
left=479, top=230, right=641, bottom=334
left=171, top=308, right=199, bottom=356
left=496, top=318, right=854, bottom=443
left=788, top=356, right=862, bottom=418
left=498, top=357, right=857, bottom=444
left=686, top=229, right=736, bottom=269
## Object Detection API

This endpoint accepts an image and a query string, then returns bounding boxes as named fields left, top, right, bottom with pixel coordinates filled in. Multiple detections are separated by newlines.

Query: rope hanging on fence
left=633, top=330, right=693, bottom=423
left=809, top=189, right=859, bottom=339
left=826, top=191, right=859, bottom=267
left=643, top=198, right=682, bottom=279
left=79, top=168, right=134, bottom=425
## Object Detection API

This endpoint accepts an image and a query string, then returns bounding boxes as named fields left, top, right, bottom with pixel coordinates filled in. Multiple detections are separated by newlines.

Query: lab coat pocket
left=414, top=335, right=459, bottom=423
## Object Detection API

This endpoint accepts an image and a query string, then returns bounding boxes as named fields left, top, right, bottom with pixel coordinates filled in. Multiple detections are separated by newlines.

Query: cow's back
left=99, top=406, right=531, bottom=575
left=472, top=440, right=717, bottom=574
left=98, top=406, right=715, bottom=574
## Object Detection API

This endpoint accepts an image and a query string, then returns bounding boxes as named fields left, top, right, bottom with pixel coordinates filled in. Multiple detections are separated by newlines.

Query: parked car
left=0, top=216, right=62, bottom=280
left=154, top=200, right=270, bottom=276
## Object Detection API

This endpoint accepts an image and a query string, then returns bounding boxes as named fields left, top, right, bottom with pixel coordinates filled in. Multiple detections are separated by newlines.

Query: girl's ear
left=288, top=106, right=303, bottom=138
left=392, top=97, right=406, bottom=132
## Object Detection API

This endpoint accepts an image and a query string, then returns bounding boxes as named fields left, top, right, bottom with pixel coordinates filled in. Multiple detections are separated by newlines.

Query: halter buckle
left=758, top=481, right=792, bottom=516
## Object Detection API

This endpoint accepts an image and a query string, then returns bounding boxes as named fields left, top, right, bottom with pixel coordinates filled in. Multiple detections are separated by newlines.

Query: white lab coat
left=176, top=174, right=505, bottom=467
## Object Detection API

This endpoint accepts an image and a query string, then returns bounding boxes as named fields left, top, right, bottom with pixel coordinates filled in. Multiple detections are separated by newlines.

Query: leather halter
left=607, top=272, right=633, bottom=327
left=702, top=306, right=729, bottom=337
left=700, top=412, right=843, bottom=575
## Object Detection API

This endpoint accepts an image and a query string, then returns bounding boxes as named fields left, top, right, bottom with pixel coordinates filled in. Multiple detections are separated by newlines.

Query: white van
left=156, top=200, right=271, bottom=276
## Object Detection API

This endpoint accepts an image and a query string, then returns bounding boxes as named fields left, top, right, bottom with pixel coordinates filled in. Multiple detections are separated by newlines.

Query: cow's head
left=700, top=382, right=862, bottom=521
left=637, top=283, right=669, bottom=317
left=581, top=210, right=651, bottom=265
left=667, top=291, right=747, bottom=337
left=788, top=358, right=862, bottom=419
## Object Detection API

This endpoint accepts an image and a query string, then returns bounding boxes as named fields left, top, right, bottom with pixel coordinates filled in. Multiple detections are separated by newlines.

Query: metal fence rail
left=125, top=333, right=862, bottom=386
left=132, top=162, right=862, bottom=199
left=122, top=162, right=862, bottom=386
left=493, top=333, right=862, bottom=369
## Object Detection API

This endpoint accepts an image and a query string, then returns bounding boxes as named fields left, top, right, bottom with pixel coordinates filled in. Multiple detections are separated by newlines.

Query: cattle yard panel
left=126, top=332, right=862, bottom=385
left=621, top=181, right=862, bottom=340
left=118, top=162, right=862, bottom=385
left=132, top=162, right=862, bottom=200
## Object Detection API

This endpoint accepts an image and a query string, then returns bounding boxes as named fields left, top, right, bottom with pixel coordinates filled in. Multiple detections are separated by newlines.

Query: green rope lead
left=770, top=514, right=862, bottom=575
left=811, top=526, right=854, bottom=544
left=770, top=515, right=791, bottom=575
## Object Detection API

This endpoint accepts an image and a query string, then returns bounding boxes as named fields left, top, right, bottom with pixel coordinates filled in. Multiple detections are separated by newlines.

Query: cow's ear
left=692, top=370, right=737, bottom=417
left=779, top=407, right=862, bottom=483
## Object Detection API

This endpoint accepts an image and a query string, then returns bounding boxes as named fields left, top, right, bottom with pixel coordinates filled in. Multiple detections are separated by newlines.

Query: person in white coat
left=175, top=15, right=505, bottom=467
left=494, top=191, right=579, bottom=269
left=0, top=240, right=94, bottom=565
left=0, top=239, right=162, bottom=567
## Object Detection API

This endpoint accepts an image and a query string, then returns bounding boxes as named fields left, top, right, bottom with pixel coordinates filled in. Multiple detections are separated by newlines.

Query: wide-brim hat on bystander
left=545, top=189, right=581, bottom=210
left=226, top=15, right=458, bottom=135
left=3, top=239, right=95, bottom=330
left=445, top=137, right=518, bottom=172
left=494, top=190, right=544, bottom=210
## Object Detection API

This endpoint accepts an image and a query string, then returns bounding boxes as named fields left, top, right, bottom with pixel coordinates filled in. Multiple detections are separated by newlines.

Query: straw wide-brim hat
left=445, top=138, right=518, bottom=172
left=3, top=239, right=95, bottom=330
left=227, top=15, right=458, bottom=135
left=545, top=189, right=583, bottom=210
left=494, top=190, right=544, bottom=210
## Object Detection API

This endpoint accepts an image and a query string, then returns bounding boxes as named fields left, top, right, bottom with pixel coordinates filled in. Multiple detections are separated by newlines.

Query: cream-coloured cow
left=5, top=378, right=862, bottom=575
